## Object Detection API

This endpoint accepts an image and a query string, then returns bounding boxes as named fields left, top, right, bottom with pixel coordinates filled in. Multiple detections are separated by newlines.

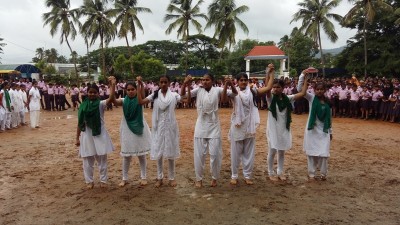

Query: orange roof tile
left=246, top=46, right=285, bottom=56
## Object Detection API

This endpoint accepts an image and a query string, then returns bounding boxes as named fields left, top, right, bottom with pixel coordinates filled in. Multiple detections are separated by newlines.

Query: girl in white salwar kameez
left=138, top=75, right=192, bottom=188
left=257, top=65, right=309, bottom=182
left=297, top=73, right=332, bottom=181
left=108, top=77, right=151, bottom=187
left=228, top=73, right=260, bottom=185
left=1, top=82, right=12, bottom=132
left=189, top=74, right=237, bottom=188
left=28, top=81, right=41, bottom=129
left=75, top=82, right=114, bottom=189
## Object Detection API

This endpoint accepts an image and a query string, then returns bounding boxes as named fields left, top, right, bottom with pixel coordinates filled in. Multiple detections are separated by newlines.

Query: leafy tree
left=291, top=0, right=343, bottom=77
left=164, top=0, right=208, bottom=72
left=206, top=0, right=249, bottom=58
left=80, top=0, right=117, bottom=76
left=112, top=0, right=152, bottom=75
left=133, top=40, right=185, bottom=64
left=187, top=34, right=219, bottom=69
left=343, top=0, right=393, bottom=76
left=43, top=0, right=80, bottom=79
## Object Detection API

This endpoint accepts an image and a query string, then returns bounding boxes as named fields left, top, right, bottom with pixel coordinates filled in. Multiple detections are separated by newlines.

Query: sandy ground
left=1, top=106, right=400, bottom=225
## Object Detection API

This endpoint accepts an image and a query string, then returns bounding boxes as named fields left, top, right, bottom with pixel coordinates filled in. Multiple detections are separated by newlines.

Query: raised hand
left=136, top=76, right=143, bottom=86
left=108, top=76, right=116, bottom=85
left=184, top=75, right=192, bottom=84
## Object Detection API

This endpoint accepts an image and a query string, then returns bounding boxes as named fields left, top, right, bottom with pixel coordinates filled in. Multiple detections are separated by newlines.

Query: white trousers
left=82, top=155, right=108, bottom=183
left=1, top=113, right=11, bottom=130
left=122, top=155, right=147, bottom=181
left=267, top=148, right=285, bottom=176
left=19, top=111, right=25, bottom=124
left=11, top=111, right=20, bottom=128
left=157, top=158, right=175, bottom=180
left=307, top=156, right=328, bottom=177
left=29, top=110, right=40, bottom=128
left=230, top=137, right=255, bottom=179
left=194, top=138, right=222, bottom=181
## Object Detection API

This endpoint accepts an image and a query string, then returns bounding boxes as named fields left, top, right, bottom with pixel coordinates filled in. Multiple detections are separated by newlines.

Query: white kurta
left=119, top=99, right=151, bottom=157
left=303, top=93, right=331, bottom=157
left=191, top=87, right=234, bottom=138
left=79, top=100, right=114, bottom=157
left=28, top=87, right=41, bottom=111
left=266, top=94, right=295, bottom=151
left=146, top=90, right=181, bottom=160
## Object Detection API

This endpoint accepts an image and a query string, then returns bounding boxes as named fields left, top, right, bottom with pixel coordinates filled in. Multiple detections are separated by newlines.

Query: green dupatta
left=307, top=97, right=331, bottom=133
left=123, top=96, right=143, bottom=135
left=269, top=94, right=292, bottom=130
left=78, top=99, right=101, bottom=136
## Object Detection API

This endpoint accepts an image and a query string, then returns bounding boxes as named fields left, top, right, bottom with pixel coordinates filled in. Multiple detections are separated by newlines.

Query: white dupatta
left=232, top=86, right=260, bottom=136
left=152, top=89, right=177, bottom=130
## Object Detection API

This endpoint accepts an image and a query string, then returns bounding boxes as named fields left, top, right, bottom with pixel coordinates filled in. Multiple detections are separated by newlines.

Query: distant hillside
left=315, top=46, right=345, bottom=58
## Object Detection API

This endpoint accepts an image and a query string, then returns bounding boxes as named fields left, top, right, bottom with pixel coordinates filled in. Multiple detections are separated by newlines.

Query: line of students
left=75, top=66, right=332, bottom=189
left=0, top=81, right=42, bottom=132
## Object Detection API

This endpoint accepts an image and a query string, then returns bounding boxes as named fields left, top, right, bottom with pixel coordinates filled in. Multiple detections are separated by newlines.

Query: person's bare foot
left=244, top=179, right=254, bottom=185
left=100, top=182, right=108, bottom=188
left=86, top=182, right=94, bottom=189
left=230, top=179, right=238, bottom=185
left=119, top=180, right=128, bottom=187
left=168, top=180, right=177, bottom=187
left=154, top=179, right=163, bottom=188
left=278, top=174, right=287, bottom=181
left=269, top=176, right=279, bottom=182
left=308, top=176, right=316, bottom=182
left=195, top=180, right=202, bottom=188
left=140, top=179, right=148, bottom=186
left=210, top=179, right=217, bottom=187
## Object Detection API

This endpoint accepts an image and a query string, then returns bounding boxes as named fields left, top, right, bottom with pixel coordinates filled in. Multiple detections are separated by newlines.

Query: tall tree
left=164, top=0, right=208, bottom=73
left=0, top=36, right=6, bottom=63
left=43, top=0, right=80, bottom=79
left=291, top=0, right=343, bottom=77
left=343, top=0, right=393, bottom=76
left=111, top=0, right=152, bottom=75
left=80, top=0, right=117, bottom=76
left=206, top=0, right=249, bottom=59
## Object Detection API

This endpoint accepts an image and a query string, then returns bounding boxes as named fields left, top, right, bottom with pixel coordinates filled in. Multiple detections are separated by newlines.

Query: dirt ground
left=1, top=106, right=399, bottom=225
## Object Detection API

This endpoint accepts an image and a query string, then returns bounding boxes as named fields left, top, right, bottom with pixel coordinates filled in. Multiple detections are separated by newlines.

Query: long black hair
left=153, top=75, right=171, bottom=100
left=87, top=83, right=99, bottom=93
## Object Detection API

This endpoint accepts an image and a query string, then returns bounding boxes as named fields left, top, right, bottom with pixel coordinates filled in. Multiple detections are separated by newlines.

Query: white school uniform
left=0, top=89, right=12, bottom=130
left=79, top=100, right=114, bottom=184
left=147, top=89, right=182, bottom=180
left=229, top=86, right=260, bottom=179
left=28, top=87, right=41, bottom=128
left=191, top=86, right=235, bottom=181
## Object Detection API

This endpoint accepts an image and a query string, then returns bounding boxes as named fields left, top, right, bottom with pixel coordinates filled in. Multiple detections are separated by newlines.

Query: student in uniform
left=189, top=73, right=237, bottom=188
left=27, top=81, right=41, bottom=129
left=371, top=85, right=383, bottom=119
left=47, top=83, right=56, bottom=111
left=257, top=66, right=309, bottom=182
left=227, top=72, right=260, bottom=185
left=1, top=82, right=13, bottom=131
left=137, top=75, right=192, bottom=187
left=75, top=81, right=115, bottom=189
left=297, top=74, right=332, bottom=181
left=106, top=77, right=151, bottom=187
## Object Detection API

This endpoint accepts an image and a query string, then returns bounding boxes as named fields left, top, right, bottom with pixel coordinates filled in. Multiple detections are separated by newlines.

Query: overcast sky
left=0, top=0, right=357, bottom=64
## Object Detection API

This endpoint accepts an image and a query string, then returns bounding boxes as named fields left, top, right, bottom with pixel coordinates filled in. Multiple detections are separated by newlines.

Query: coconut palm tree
left=164, top=0, right=208, bottom=73
left=80, top=0, right=117, bottom=76
left=291, top=0, right=343, bottom=77
left=43, top=0, right=80, bottom=79
left=395, top=7, right=400, bottom=24
left=206, top=0, right=249, bottom=59
left=0, top=36, right=6, bottom=61
left=343, top=0, right=392, bottom=76
left=111, top=0, right=152, bottom=75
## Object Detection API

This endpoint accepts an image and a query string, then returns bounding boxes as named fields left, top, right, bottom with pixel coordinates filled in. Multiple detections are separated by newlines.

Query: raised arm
left=293, top=73, right=309, bottom=100
left=137, top=76, right=150, bottom=105
left=256, top=64, right=275, bottom=96
left=221, top=77, right=238, bottom=103
left=180, top=75, right=192, bottom=103
left=107, top=76, right=122, bottom=106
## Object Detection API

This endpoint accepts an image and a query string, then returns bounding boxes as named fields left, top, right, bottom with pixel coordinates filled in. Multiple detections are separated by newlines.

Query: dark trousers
left=48, top=94, right=55, bottom=110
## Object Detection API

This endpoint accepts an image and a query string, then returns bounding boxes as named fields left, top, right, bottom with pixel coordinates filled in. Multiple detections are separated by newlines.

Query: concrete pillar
left=246, top=60, right=250, bottom=77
